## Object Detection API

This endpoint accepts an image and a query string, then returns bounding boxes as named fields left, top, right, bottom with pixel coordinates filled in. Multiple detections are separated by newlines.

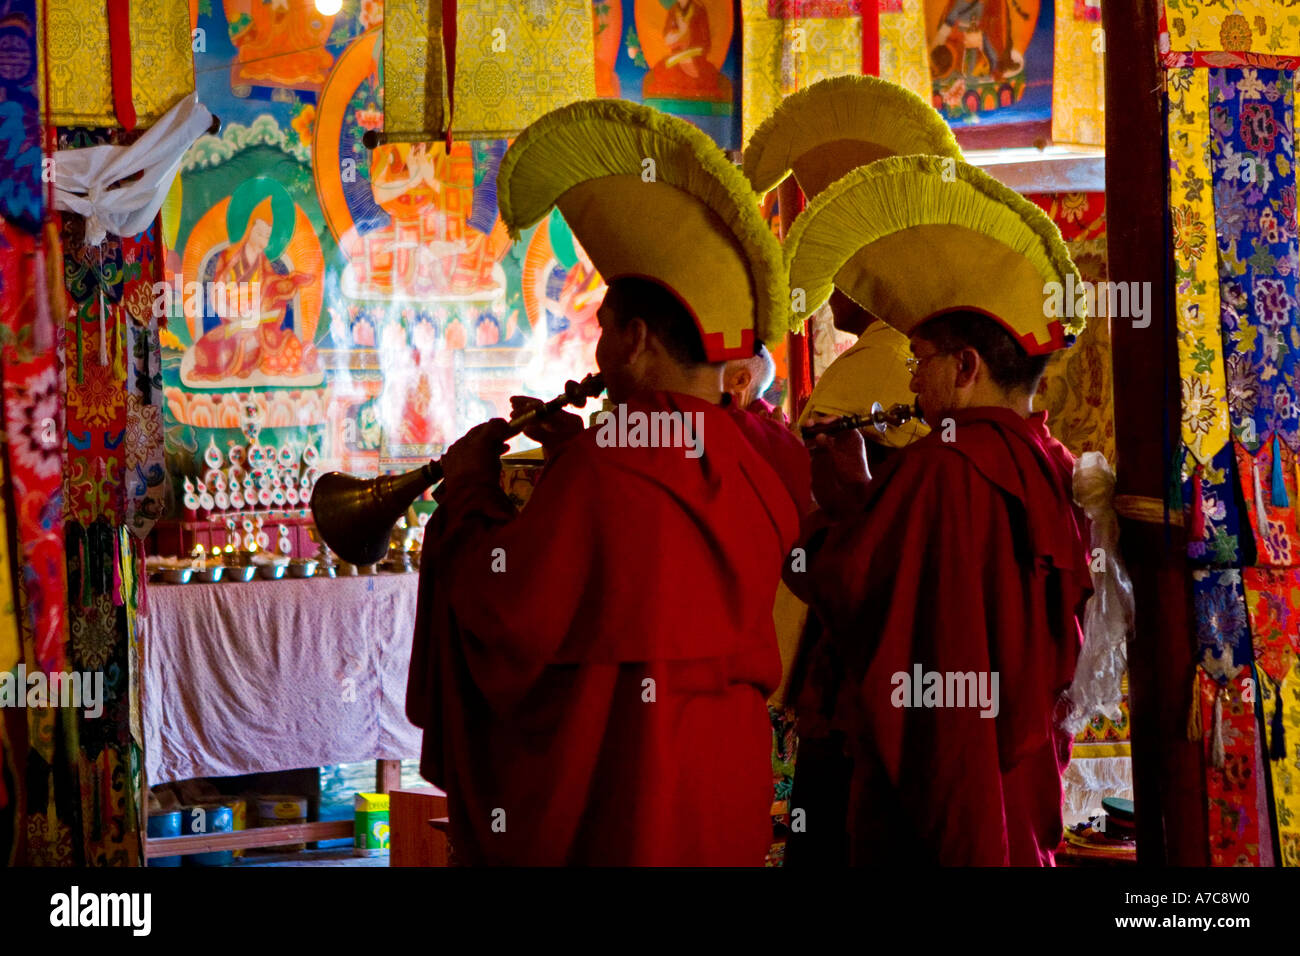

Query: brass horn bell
left=310, top=373, right=605, bottom=567
left=310, top=465, right=439, bottom=567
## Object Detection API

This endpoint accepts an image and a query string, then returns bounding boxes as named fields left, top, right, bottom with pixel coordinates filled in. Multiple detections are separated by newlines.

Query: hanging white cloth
left=52, top=92, right=211, bottom=246
left=1061, top=451, right=1136, bottom=734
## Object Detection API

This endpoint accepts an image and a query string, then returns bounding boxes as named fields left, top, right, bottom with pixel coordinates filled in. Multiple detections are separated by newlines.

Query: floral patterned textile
left=1242, top=568, right=1300, bottom=865
left=0, top=0, right=44, bottom=233
left=0, top=223, right=68, bottom=676
left=1234, top=439, right=1300, bottom=567
left=1193, top=568, right=1255, bottom=682
left=60, top=214, right=162, bottom=527
left=1184, top=443, right=1246, bottom=567
left=1028, top=192, right=1116, bottom=463
left=1199, top=667, right=1262, bottom=866
left=1209, top=68, right=1300, bottom=455
left=1162, top=1, right=1300, bottom=60
left=1258, top=659, right=1300, bottom=866
left=1168, top=69, right=1231, bottom=466
left=1242, top=567, right=1300, bottom=685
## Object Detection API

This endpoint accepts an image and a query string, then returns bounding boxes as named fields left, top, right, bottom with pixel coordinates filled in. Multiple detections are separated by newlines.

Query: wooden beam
left=1102, top=0, right=1207, bottom=865
left=144, top=820, right=353, bottom=858
left=376, top=759, right=402, bottom=794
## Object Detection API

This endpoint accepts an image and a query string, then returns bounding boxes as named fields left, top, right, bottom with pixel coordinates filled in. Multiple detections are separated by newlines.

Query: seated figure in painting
left=643, top=0, right=733, bottom=103
left=225, top=0, right=336, bottom=90
left=930, top=0, right=1023, bottom=81
left=190, top=215, right=317, bottom=383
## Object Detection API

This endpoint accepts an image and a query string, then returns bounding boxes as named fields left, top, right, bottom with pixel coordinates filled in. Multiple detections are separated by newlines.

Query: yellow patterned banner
left=1167, top=69, right=1230, bottom=464
left=1163, top=0, right=1300, bottom=58
left=741, top=0, right=930, bottom=148
left=0, top=454, right=18, bottom=673
left=40, top=0, right=194, bottom=127
left=1052, top=0, right=1105, bottom=146
left=1260, top=662, right=1300, bottom=866
left=453, top=0, right=596, bottom=139
left=384, top=0, right=446, bottom=142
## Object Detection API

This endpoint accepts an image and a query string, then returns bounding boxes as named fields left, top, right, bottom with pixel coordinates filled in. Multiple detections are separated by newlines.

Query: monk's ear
left=954, top=346, right=981, bottom=388
left=625, top=315, right=650, bottom=362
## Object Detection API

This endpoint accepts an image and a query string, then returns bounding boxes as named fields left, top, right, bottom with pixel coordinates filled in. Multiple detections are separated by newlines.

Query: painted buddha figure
left=643, top=0, right=732, bottom=103
left=190, top=214, right=317, bottom=383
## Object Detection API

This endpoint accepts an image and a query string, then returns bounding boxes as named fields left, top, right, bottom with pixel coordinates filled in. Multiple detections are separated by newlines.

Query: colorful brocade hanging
left=0, top=0, right=45, bottom=233
left=1242, top=567, right=1300, bottom=866
left=0, top=222, right=68, bottom=676
left=1173, top=62, right=1300, bottom=865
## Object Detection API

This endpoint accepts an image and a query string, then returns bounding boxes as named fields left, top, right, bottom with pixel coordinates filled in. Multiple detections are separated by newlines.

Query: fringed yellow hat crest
left=799, top=320, right=931, bottom=449
left=785, top=155, right=1085, bottom=356
left=498, top=99, right=787, bottom=361
left=743, top=76, right=962, bottom=200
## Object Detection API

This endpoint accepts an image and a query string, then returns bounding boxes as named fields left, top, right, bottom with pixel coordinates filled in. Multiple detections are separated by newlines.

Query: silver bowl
left=288, top=561, right=318, bottom=579
left=162, top=568, right=193, bottom=585
left=225, top=565, right=257, bottom=582
left=195, top=566, right=224, bottom=584
left=257, top=563, right=287, bottom=580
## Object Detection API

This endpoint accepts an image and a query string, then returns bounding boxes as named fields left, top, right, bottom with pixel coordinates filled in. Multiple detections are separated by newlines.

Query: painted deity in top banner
left=642, top=0, right=733, bottom=104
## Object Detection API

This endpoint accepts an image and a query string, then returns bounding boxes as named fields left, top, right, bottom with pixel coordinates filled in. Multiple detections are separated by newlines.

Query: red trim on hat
left=701, top=328, right=754, bottom=363
left=917, top=307, right=1067, bottom=355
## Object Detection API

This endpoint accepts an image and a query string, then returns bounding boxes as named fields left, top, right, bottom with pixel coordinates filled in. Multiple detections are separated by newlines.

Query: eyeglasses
left=905, top=351, right=951, bottom=375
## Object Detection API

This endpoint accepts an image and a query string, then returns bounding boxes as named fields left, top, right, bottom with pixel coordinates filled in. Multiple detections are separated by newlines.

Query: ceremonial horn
left=799, top=401, right=923, bottom=440
left=311, top=374, right=606, bottom=566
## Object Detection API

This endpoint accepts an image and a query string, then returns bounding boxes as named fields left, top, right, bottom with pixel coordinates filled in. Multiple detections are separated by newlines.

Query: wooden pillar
left=1103, top=0, right=1207, bottom=865
left=376, top=759, right=402, bottom=794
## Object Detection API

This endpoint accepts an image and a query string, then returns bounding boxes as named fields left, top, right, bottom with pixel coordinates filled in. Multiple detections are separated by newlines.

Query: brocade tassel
left=98, top=288, right=109, bottom=366
left=1253, top=459, right=1269, bottom=535
left=1272, top=433, right=1289, bottom=506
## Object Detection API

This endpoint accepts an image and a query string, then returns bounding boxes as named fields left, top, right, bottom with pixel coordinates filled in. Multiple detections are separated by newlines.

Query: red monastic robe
left=407, top=391, right=804, bottom=865
left=787, top=407, right=1089, bottom=865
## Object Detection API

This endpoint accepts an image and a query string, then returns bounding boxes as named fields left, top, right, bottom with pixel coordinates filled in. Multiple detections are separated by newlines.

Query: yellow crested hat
left=743, top=75, right=962, bottom=200
left=798, top=318, right=930, bottom=448
left=785, top=155, right=1085, bottom=356
left=498, top=99, right=788, bottom=362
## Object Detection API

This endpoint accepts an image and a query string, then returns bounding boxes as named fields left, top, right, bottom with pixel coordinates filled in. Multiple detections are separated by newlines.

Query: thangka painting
left=925, top=0, right=1054, bottom=126
left=595, top=0, right=743, bottom=149
left=159, top=1, right=603, bottom=511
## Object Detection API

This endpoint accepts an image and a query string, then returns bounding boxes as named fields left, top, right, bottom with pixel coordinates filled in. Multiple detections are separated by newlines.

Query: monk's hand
left=440, top=419, right=512, bottom=485
left=509, top=395, right=584, bottom=451
left=805, top=413, right=871, bottom=519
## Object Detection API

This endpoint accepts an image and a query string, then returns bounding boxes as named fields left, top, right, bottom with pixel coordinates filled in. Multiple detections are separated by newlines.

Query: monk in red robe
left=787, top=309, right=1090, bottom=866
left=407, top=277, right=808, bottom=865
